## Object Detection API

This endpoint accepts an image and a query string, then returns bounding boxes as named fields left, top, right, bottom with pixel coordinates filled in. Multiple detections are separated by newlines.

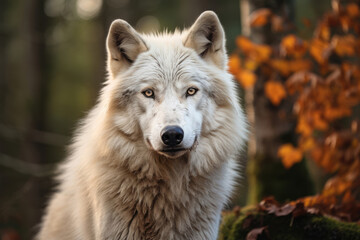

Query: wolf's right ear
left=106, top=19, right=148, bottom=77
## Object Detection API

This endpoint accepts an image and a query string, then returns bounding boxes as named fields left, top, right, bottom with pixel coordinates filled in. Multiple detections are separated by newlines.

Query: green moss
left=219, top=209, right=360, bottom=240
left=247, top=156, right=315, bottom=204
left=218, top=213, right=237, bottom=240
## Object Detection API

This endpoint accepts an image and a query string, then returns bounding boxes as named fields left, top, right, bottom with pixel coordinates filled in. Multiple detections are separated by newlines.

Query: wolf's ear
left=184, top=11, right=226, bottom=69
left=106, top=19, right=148, bottom=77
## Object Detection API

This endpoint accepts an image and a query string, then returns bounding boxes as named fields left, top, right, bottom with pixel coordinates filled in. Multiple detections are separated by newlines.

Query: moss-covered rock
left=247, top=156, right=315, bottom=204
left=218, top=208, right=360, bottom=240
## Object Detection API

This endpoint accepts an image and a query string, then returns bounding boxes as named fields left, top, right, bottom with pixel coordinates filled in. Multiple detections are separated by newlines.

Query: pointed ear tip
left=200, top=10, right=217, bottom=17
left=109, top=19, right=131, bottom=31
left=198, top=11, right=219, bottom=21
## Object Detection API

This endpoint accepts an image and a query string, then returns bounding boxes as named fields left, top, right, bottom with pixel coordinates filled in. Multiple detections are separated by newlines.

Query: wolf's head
left=103, top=11, right=246, bottom=162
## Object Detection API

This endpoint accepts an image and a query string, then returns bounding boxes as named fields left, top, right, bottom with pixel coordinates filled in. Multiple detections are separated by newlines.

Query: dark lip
left=160, top=148, right=186, bottom=153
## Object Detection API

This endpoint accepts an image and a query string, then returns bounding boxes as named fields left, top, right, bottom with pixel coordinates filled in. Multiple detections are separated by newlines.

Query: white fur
left=37, top=11, right=247, bottom=240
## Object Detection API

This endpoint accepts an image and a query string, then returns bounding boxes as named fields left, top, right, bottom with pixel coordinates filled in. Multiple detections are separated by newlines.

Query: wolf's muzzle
left=161, top=126, right=184, bottom=147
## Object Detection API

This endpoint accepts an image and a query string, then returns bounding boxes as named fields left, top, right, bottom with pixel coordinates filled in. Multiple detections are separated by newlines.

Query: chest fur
left=99, top=169, right=222, bottom=240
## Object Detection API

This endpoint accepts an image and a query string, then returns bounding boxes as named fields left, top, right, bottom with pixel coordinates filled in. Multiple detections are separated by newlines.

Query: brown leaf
left=246, top=226, right=269, bottom=240
left=236, top=36, right=253, bottom=52
left=286, top=71, right=320, bottom=94
left=281, top=34, right=308, bottom=58
left=270, top=59, right=312, bottom=76
left=275, top=203, right=296, bottom=216
left=347, top=3, right=360, bottom=18
left=250, top=8, right=272, bottom=27
left=306, top=207, right=321, bottom=215
left=271, top=15, right=284, bottom=32
left=310, top=39, right=333, bottom=64
left=332, top=35, right=356, bottom=56
left=1, top=229, right=20, bottom=240
left=292, top=202, right=307, bottom=218
left=233, top=206, right=241, bottom=217
left=259, top=197, right=279, bottom=214
left=236, top=36, right=272, bottom=63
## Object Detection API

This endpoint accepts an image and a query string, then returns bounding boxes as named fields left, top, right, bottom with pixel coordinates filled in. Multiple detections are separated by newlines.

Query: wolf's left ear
left=106, top=19, right=148, bottom=78
left=184, top=11, right=226, bottom=69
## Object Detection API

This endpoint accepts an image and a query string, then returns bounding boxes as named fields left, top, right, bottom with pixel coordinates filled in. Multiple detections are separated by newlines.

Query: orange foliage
left=264, top=80, right=286, bottom=105
left=280, top=34, right=308, bottom=58
left=278, top=144, right=303, bottom=169
left=229, top=2, right=360, bottom=222
left=237, top=70, right=256, bottom=89
left=270, top=59, right=312, bottom=76
left=347, top=3, right=360, bottom=18
left=250, top=8, right=272, bottom=27
left=309, top=39, right=332, bottom=64
left=332, top=35, right=357, bottom=56
left=236, top=36, right=272, bottom=62
left=228, top=54, right=241, bottom=75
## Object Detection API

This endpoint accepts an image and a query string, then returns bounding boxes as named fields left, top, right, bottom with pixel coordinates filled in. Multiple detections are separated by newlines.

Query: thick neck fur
left=59, top=87, right=235, bottom=239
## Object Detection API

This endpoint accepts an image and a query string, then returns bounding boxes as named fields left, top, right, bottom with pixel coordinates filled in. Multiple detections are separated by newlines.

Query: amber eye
left=186, top=87, right=198, bottom=97
left=142, top=89, right=155, bottom=98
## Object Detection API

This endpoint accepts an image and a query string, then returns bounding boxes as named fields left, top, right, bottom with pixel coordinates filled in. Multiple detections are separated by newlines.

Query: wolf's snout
left=161, top=126, right=184, bottom=147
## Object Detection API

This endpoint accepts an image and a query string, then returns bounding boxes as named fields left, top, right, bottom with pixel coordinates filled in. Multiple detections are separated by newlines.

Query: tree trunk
left=22, top=0, right=49, bottom=237
left=241, top=0, right=314, bottom=204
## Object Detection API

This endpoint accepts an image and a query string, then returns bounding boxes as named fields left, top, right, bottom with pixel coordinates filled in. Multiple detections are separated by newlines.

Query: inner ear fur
left=106, top=19, right=148, bottom=78
left=184, top=11, right=227, bottom=69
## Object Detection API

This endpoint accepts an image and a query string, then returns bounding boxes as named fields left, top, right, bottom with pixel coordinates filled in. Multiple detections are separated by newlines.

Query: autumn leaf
left=259, top=196, right=279, bottom=214
left=347, top=3, right=360, bottom=18
left=265, top=80, right=287, bottom=105
left=246, top=226, right=269, bottom=240
left=271, top=15, right=283, bottom=32
left=275, top=203, right=296, bottom=216
left=237, top=70, right=256, bottom=89
left=332, top=35, right=356, bottom=56
left=324, top=106, right=351, bottom=120
left=270, top=59, right=312, bottom=76
left=296, top=115, right=313, bottom=136
left=289, top=60, right=312, bottom=74
left=312, top=111, right=328, bottom=130
left=270, top=59, right=290, bottom=75
left=250, top=8, right=272, bottom=27
left=231, top=3, right=360, bottom=222
left=299, top=137, right=316, bottom=151
left=278, top=144, right=303, bottom=169
left=256, top=45, right=272, bottom=62
left=228, top=55, right=241, bottom=75
left=244, top=59, right=258, bottom=71
left=236, top=36, right=272, bottom=62
left=310, top=39, right=332, bottom=64
left=316, top=24, right=331, bottom=41
left=236, top=36, right=253, bottom=53
left=286, top=71, right=319, bottom=94
left=281, top=34, right=308, bottom=58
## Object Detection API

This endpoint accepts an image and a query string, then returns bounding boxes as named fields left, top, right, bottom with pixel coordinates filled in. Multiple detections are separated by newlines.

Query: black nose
left=161, top=126, right=184, bottom=147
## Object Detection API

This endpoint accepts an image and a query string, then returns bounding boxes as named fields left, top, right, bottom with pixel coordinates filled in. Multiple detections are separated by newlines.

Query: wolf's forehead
left=135, top=48, right=201, bottom=82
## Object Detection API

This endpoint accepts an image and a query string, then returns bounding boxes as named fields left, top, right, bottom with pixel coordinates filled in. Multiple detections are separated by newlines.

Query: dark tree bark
left=241, top=0, right=314, bottom=204
left=21, top=0, right=49, bottom=237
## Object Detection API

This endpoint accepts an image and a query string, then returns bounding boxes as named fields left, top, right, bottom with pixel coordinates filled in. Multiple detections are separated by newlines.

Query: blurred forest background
left=2, top=0, right=360, bottom=239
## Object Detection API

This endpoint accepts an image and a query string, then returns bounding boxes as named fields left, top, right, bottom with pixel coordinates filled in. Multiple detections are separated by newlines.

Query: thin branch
left=0, top=153, right=56, bottom=177
left=0, top=123, right=69, bottom=147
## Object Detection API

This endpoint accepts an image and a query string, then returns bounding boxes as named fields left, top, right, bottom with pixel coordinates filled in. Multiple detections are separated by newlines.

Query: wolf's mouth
left=160, top=148, right=186, bottom=153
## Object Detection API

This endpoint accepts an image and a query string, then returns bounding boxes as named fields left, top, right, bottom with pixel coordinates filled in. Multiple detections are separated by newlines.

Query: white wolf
left=37, top=11, right=247, bottom=240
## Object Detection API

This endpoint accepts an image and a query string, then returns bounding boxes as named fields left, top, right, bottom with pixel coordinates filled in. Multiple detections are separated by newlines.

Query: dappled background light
left=76, top=0, right=103, bottom=20
left=3, top=0, right=359, bottom=239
